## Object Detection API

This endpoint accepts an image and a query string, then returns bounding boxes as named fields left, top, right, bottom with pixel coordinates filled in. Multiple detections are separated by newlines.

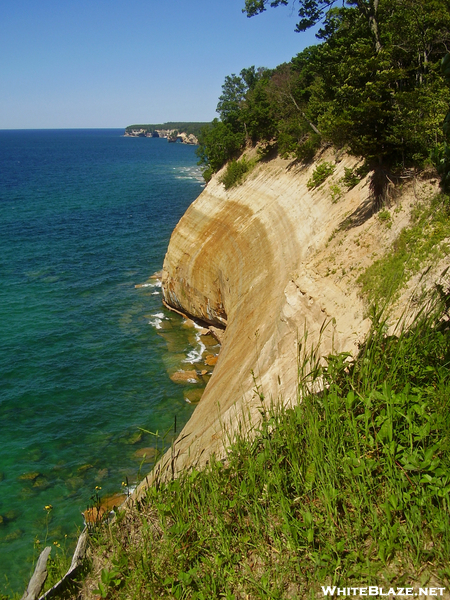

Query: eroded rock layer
left=159, top=150, right=375, bottom=474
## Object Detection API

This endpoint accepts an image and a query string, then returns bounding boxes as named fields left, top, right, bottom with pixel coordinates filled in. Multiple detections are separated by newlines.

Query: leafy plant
left=341, top=166, right=362, bottom=189
left=93, top=562, right=125, bottom=598
left=307, top=161, right=335, bottom=189
left=329, top=183, right=342, bottom=203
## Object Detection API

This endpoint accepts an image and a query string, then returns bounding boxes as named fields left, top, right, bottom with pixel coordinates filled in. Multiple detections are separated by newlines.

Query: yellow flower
left=44, top=505, right=52, bottom=511
left=95, top=486, right=102, bottom=490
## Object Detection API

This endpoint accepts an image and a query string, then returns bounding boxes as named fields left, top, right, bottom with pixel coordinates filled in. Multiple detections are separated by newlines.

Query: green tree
left=216, top=74, right=248, bottom=130
left=299, top=1, right=448, bottom=165
left=217, top=67, right=268, bottom=135
left=198, top=0, right=449, bottom=184
left=432, top=53, right=450, bottom=191
left=196, top=119, right=245, bottom=180
left=241, top=75, right=278, bottom=143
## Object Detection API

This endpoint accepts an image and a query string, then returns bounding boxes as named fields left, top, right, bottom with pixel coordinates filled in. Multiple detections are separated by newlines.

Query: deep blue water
left=0, top=129, right=205, bottom=593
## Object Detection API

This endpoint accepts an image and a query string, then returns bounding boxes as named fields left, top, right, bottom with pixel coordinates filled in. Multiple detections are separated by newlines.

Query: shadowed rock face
left=159, top=151, right=374, bottom=476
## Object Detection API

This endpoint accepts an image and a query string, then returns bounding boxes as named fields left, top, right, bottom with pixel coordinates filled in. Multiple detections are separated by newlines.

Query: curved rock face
left=159, top=150, right=375, bottom=474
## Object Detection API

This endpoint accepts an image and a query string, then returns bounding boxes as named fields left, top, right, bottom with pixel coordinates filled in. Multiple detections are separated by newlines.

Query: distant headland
left=124, top=122, right=210, bottom=145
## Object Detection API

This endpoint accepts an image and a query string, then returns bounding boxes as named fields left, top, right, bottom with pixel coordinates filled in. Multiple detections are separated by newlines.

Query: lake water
left=0, top=129, right=206, bottom=593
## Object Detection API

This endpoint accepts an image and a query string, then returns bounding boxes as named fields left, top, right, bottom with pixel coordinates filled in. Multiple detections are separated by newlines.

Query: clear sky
left=1, top=0, right=319, bottom=129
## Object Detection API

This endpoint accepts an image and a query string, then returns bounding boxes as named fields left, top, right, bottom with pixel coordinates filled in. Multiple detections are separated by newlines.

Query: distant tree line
left=197, top=0, right=450, bottom=186
left=125, top=122, right=211, bottom=137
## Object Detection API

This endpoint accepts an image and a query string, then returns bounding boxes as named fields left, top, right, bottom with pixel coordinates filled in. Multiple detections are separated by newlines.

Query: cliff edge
left=158, top=148, right=441, bottom=476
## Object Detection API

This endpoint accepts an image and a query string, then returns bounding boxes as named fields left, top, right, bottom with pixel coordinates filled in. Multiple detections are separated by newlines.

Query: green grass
left=377, top=208, right=392, bottom=228
left=358, top=193, right=450, bottom=306
left=82, top=291, right=450, bottom=599
left=329, top=183, right=342, bottom=203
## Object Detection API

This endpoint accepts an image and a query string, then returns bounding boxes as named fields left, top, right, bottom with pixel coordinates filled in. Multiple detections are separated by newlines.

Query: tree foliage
left=432, top=53, right=450, bottom=191
left=196, top=119, right=245, bottom=181
left=198, top=0, right=450, bottom=186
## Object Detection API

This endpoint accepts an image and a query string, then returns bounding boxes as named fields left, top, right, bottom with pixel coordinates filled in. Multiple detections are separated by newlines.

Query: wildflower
left=95, top=485, right=102, bottom=490
left=44, top=505, right=52, bottom=511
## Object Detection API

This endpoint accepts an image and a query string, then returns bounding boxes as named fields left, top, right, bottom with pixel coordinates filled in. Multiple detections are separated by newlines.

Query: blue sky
left=1, top=0, right=318, bottom=129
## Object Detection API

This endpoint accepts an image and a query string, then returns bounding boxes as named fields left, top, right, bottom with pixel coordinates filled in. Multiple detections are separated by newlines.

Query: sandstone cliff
left=152, top=148, right=442, bottom=480
left=124, top=128, right=198, bottom=144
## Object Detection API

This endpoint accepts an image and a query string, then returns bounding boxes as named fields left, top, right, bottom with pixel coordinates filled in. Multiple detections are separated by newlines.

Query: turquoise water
left=0, top=130, right=205, bottom=593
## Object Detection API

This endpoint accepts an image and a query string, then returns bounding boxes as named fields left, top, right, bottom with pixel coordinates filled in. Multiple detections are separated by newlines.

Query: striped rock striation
left=158, top=148, right=441, bottom=477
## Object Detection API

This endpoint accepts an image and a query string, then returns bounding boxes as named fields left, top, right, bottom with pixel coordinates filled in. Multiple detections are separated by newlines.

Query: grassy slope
left=80, top=279, right=450, bottom=597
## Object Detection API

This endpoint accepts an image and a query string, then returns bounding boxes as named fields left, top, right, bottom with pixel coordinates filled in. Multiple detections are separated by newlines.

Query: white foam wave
left=135, top=280, right=162, bottom=289
left=173, top=166, right=204, bottom=182
left=184, top=334, right=206, bottom=364
left=148, top=312, right=166, bottom=329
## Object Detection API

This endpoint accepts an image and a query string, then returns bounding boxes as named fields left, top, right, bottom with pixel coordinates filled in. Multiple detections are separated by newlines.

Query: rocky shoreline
left=124, top=128, right=198, bottom=145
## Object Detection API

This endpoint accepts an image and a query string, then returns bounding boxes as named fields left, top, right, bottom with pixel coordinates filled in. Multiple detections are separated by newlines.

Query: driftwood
left=38, top=529, right=88, bottom=599
left=21, top=546, right=51, bottom=600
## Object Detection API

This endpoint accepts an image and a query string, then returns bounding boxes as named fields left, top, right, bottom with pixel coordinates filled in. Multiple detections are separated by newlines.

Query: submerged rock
left=83, top=493, right=127, bottom=525
left=19, top=472, right=41, bottom=481
left=77, top=464, right=94, bottom=473
left=204, top=354, right=218, bottom=366
left=0, top=529, right=24, bottom=543
left=66, top=476, right=84, bottom=492
left=133, top=447, right=158, bottom=462
left=97, top=468, right=109, bottom=480
left=4, top=510, right=19, bottom=522
left=200, top=333, right=220, bottom=348
left=32, top=475, right=50, bottom=490
left=125, top=431, right=143, bottom=445
left=170, top=370, right=201, bottom=384
left=183, top=388, right=204, bottom=404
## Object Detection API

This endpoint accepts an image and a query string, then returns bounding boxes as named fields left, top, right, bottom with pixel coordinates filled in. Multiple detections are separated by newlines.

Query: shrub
left=307, top=161, right=335, bottom=189
left=220, top=157, right=252, bottom=190
left=295, top=133, right=322, bottom=163
left=341, top=166, right=362, bottom=189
